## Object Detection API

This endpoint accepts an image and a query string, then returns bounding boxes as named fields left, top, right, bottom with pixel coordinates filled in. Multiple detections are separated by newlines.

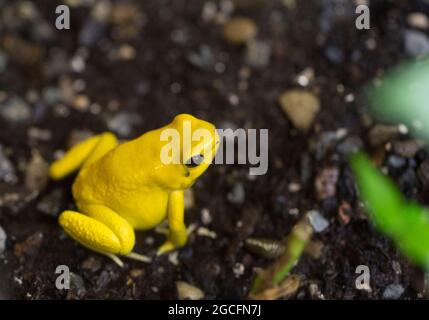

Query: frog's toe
left=156, top=241, right=177, bottom=256
left=125, top=252, right=152, bottom=263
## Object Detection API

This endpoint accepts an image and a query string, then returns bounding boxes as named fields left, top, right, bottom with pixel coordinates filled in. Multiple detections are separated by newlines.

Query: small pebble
left=81, top=256, right=102, bottom=272
left=288, top=182, right=301, bottom=193
left=296, top=68, right=315, bottom=87
left=223, top=17, right=257, bottom=44
left=407, top=13, right=429, bottom=30
left=201, top=208, right=212, bottom=224
left=392, top=140, right=425, bottom=158
left=92, top=0, right=112, bottom=22
left=0, top=145, right=17, bottom=184
left=96, top=270, right=116, bottom=289
left=279, top=90, right=320, bottom=131
left=227, top=182, right=245, bottom=205
left=245, top=40, right=271, bottom=67
left=37, top=189, right=63, bottom=217
left=28, top=127, right=52, bottom=142
left=233, top=262, right=245, bottom=277
left=368, top=124, right=399, bottom=146
left=0, top=97, right=32, bottom=123
left=70, top=54, right=86, bottom=72
left=168, top=251, right=179, bottom=266
left=0, top=225, right=6, bottom=254
left=308, top=283, right=323, bottom=299
left=118, top=44, right=136, bottom=60
left=25, top=149, right=49, bottom=191
left=308, top=210, right=329, bottom=233
left=184, top=188, right=194, bottom=210
left=13, top=232, right=43, bottom=257
left=404, top=29, right=429, bottom=57
left=176, top=281, right=204, bottom=300
left=67, top=272, right=87, bottom=299
left=72, top=95, right=90, bottom=111
left=314, top=167, right=339, bottom=201
left=289, top=208, right=299, bottom=216
left=382, top=284, right=404, bottom=300
left=187, top=45, right=215, bottom=70
left=107, top=112, right=141, bottom=137
left=337, top=136, right=363, bottom=155
left=387, top=154, right=406, bottom=169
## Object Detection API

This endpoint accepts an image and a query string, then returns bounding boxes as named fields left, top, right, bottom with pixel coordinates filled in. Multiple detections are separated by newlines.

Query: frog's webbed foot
left=156, top=224, right=197, bottom=256
left=156, top=241, right=177, bottom=256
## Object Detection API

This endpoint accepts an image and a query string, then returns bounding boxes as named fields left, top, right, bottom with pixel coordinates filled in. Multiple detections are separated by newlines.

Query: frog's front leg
left=59, top=204, right=150, bottom=267
left=157, top=190, right=189, bottom=255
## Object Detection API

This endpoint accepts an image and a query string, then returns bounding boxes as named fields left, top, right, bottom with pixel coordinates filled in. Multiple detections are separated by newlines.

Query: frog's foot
left=157, top=241, right=176, bottom=256
left=156, top=224, right=197, bottom=256
left=59, top=205, right=137, bottom=267
left=104, top=253, right=125, bottom=268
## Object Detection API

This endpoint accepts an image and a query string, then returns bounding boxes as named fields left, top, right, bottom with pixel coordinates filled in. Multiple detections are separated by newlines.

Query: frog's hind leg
left=49, top=132, right=118, bottom=180
left=58, top=204, right=151, bottom=267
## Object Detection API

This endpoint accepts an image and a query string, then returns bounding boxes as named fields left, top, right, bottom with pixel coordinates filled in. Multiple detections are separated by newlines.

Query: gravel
left=0, top=97, right=32, bottom=123
left=0, top=145, right=17, bottom=184
left=176, top=281, right=204, bottom=300
left=278, top=90, right=321, bottom=132
left=404, top=29, right=429, bottom=56
left=382, top=284, right=405, bottom=300
left=0, top=226, right=6, bottom=254
left=308, top=210, right=330, bottom=233
left=227, top=182, right=246, bottom=205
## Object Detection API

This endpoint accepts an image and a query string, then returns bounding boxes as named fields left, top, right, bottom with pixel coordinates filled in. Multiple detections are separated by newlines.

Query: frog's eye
left=185, top=154, right=204, bottom=168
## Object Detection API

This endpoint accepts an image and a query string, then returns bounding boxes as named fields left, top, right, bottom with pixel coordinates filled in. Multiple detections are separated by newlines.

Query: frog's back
left=71, top=133, right=170, bottom=228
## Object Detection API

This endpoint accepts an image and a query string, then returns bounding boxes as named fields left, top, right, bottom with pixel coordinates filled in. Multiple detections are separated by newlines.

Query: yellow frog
left=49, top=114, right=219, bottom=267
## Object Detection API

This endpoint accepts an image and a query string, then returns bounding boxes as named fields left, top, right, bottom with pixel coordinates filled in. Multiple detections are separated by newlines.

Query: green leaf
left=368, top=57, right=429, bottom=141
left=350, top=153, right=404, bottom=235
left=350, top=153, right=429, bottom=269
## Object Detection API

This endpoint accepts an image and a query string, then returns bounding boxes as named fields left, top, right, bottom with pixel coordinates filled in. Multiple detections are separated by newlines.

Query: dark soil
left=1, top=0, right=429, bottom=299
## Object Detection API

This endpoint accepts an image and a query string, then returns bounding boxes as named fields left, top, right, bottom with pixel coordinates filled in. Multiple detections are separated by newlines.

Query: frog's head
left=153, top=114, right=220, bottom=190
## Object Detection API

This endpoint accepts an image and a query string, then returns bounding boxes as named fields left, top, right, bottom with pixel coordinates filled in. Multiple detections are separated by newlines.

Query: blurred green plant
left=352, top=57, right=429, bottom=271
left=249, top=215, right=312, bottom=299
left=351, top=153, right=429, bottom=270
left=368, top=57, right=429, bottom=141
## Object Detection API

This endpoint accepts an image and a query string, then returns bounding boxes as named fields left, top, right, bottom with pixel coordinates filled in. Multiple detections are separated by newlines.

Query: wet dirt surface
left=1, top=0, right=429, bottom=299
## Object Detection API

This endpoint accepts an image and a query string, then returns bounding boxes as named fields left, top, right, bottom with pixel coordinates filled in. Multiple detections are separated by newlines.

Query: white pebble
left=308, top=210, right=329, bottom=233
left=0, top=225, right=6, bottom=254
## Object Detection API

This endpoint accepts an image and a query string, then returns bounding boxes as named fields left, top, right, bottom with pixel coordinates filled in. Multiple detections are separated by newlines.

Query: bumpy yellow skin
left=49, top=114, right=219, bottom=262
